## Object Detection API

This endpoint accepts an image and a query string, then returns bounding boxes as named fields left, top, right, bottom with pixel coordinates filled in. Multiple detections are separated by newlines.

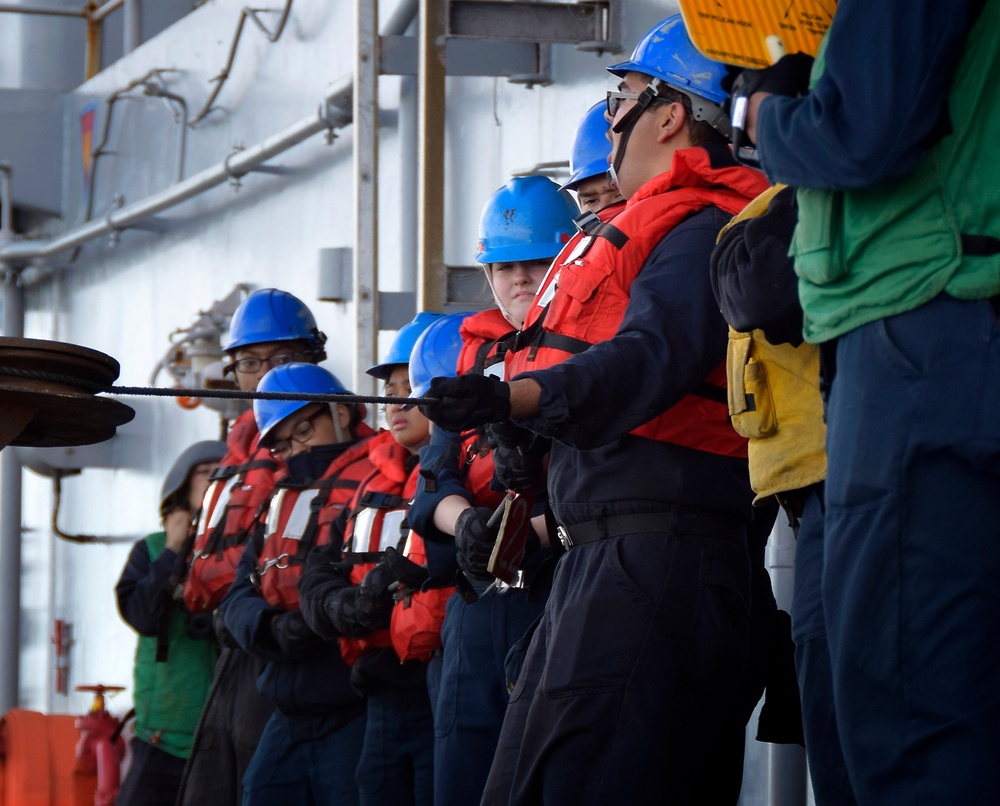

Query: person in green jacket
left=115, top=440, right=225, bottom=806
left=738, top=2, right=1000, bottom=802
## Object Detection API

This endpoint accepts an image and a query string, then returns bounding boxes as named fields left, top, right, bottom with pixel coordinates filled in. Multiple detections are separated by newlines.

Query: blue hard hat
left=366, top=311, right=446, bottom=380
left=253, top=362, right=350, bottom=443
left=561, top=102, right=612, bottom=191
left=224, top=289, right=327, bottom=353
left=475, top=176, right=577, bottom=265
left=607, top=14, right=730, bottom=108
left=409, top=311, right=475, bottom=398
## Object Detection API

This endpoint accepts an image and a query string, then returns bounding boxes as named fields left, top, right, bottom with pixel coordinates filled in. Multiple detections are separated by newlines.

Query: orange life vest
left=457, top=308, right=515, bottom=378
left=338, top=431, right=414, bottom=665
left=506, top=148, right=769, bottom=458
left=255, top=427, right=377, bottom=610
left=183, top=410, right=279, bottom=613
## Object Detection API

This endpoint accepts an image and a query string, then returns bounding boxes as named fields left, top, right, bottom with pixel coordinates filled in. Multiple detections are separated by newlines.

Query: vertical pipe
left=353, top=0, right=379, bottom=400
left=0, top=163, right=23, bottom=714
left=0, top=279, right=24, bottom=714
left=85, top=1, right=101, bottom=79
left=416, top=0, right=446, bottom=312
left=123, top=0, right=141, bottom=54
left=399, top=78, right=418, bottom=295
left=766, top=518, right=809, bottom=806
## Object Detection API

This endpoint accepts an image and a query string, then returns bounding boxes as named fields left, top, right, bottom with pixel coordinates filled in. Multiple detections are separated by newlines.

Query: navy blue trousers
left=482, top=528, right=750, bottom=805
left=824, top=295, right=1000, bottom=804
left=116, top=737, right=185, bottom=806
left=791, top=488, right=856, bottom=806
left=432, top=588, right=544, bottom=806
left=357, top=686, right=434, bottom=806
left=180, top=648, right=273, bottom=806
left=242, top=711, right=365, bottom=806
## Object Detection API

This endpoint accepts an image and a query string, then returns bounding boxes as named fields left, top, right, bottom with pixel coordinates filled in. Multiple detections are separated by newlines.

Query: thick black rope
left=0, top=365, right=438, bottom=406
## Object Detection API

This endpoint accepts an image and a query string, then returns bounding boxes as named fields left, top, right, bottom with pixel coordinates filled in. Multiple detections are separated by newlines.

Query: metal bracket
left=448, top=1, right=621, bottom=53
left=223, top=143, right=246, bottom=189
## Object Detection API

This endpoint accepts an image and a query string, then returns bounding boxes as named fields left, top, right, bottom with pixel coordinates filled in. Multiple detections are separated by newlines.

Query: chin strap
left=609, top=77, right=663, bottom=186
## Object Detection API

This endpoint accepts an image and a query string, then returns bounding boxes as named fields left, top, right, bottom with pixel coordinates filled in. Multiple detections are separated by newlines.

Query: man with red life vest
left=421, top=15, right=770, bottom=804
left=297, top=313, right=446, bottom=805
left=220, top=362, right=376, bottom=805
left=179, top=288, right=327, bottom=806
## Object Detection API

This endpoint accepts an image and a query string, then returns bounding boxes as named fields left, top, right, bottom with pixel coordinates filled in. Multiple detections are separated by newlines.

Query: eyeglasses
left=267, top=408, right=329, bottom=458
left=223, top=349, right=321, bottom=376
left=606, top=90, right=644, bottom=119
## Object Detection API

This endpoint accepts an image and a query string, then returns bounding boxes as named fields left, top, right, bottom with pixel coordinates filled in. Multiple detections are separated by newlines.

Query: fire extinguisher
left=74, top=684, right=127, bottom=806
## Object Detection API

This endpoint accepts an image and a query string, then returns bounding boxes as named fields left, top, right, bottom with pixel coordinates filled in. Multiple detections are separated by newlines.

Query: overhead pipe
left=1, top=0, right=421, bottom=285
left=0, top=3, right=84, bottom=17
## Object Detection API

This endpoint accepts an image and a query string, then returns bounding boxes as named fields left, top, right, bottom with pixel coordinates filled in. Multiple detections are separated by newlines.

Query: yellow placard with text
left=678, top=0, right=836, bottom=68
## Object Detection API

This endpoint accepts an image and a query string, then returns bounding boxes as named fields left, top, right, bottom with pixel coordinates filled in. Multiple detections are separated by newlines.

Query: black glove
left=270, top=610, right=323, bottom=660
left=485, top=421, right=548, bottom=492
left=213, top=608, right=240, bottom=649
left=381, top=545, right=429, bottom=591
left=420, top=374, right=511, bottom=432
left=730, top=52, right=814, bottom=107
left=454, top=506, right=500, bottom=581
left=354, top=562, right=397, bottom=631
left=185, top=611, right=216, bottom=642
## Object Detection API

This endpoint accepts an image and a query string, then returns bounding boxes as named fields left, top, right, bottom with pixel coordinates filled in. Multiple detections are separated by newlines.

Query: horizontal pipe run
left=0, top=73, right=355, bottom=268
left=0, top=3, right=86, bottom=17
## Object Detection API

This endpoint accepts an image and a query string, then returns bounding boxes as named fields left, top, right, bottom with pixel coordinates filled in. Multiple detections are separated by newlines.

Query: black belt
left=556, top=508, right=745, bottom=550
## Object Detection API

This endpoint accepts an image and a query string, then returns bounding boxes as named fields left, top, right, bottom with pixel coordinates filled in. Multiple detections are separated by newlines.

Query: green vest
left=132, top=532, right=218, bottom=758
left=792, top=1, right=1000, bottom=343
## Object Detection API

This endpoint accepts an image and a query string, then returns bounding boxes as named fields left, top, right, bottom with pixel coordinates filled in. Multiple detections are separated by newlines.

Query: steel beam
left=354, top=0, right=379, bottom=401
left=379, top=34, right=543, bottom=77
left=416, top=0, right=447, bottom=313
left=449, top=1, right=612, bottom=44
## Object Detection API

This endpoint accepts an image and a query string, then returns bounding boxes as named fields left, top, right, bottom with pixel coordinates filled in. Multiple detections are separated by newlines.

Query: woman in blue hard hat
left=298, top=313, right=446, bottom=806
left=405, top=177, right=576, bottom=806
left=115, top=440, right=226, bottom=806
left=179, top=287, right=327, bottom=806
left=219, top=362, right=377, bottom=806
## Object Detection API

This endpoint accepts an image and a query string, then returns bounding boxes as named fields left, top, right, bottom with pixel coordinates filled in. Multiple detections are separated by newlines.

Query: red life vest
left=390, top=529, right=454, bottom=663
left=457, top=308, right=515, bottom=378
left=183, top=410, right=279, bottom=613
left=506, top=148, right=769, bottom=458
left=256, top=426, right=377, bottom=610
left=338, top=431, right=414, bottom=665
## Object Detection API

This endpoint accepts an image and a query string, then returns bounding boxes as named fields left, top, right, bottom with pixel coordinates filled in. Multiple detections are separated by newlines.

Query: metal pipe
left=123, top=0, right=140, bottom=53
left=353, top=0, right=379, bottom=400
left=0, top=163, right=12, bottom=237
left=0, top=3, right=86, bottom=17
left=91, top=0, right=126, bottom=24
left=0, top=0, right=420, bottom=280
left=2, top=73, right=354, bottom=271
left=766, top=519, right=809, bottom=806
left=189, top=0, right=295, bottom=127
left=0, top=169, right=24, bottom=708
left=417, top=0, right=447, bottom=312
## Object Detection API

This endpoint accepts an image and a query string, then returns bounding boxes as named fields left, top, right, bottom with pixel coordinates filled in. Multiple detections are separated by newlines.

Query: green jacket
left=132, top=532, right=217, bottom=758
left=792, top=2, right=1000, bottom=342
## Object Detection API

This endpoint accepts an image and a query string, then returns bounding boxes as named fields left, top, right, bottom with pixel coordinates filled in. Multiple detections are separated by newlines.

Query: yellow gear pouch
left=727, top=328, right=777, bottom=439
